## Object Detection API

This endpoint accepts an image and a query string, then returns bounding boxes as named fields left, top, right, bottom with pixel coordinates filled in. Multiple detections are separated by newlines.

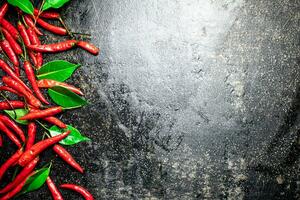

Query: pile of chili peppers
left=0, top=2, right=98, bottom=200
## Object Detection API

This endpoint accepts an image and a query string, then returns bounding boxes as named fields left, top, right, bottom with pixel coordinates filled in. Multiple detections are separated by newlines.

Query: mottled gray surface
left=1, top=0, right=300, bottom=199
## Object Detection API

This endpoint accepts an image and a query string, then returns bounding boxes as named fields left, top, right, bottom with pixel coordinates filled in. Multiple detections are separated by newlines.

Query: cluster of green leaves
left=7, top=0, right=71, bottom=15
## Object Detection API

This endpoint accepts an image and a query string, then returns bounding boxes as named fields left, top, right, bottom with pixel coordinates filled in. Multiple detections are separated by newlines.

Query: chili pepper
left=17, top=21, right=30, bottom=46
left=60, top=184, right=94, bottom=200
left=77, top=41, right=99, bottom=56
left=0, top=86, right=22, bottom=96
left=18, top=130, right=70, bottom=166
left=0, top=100, right=25, bottom=110
left=24, top=15, right=43, bottom=36
left=44, top=116, right=67, bottom=129
left=34, top=9, right=60, bottom=19
left=0, top=59, right=32, bottom=94
left=0, top=172, right=32, bottom=200
left=36, top=17, right=67, bottom=35
left=2, top=76, right=42, bottom=108
left=20, top=106, right=63, bottom=120
left=0, top=19, right=19, bottom=40
left=0, top=120, right=22, bottom=148
left=24, top=61, right=49, bottom=104
left=0, top=3, right=8, bottom=20
left=25, top=122, right=36, bottom=151
left=46, top=177, right=64, bottom=200
left=37, top=79, right=84, bottom=95
left=0, top=34, right=20, bottom=68
left=53, top=145, right=84, bottom=173
left=0, top=115, right=25, bottom=142
left=26, top=28, right=43, bottom=67
left=28, top=40, right=77, bottom=53
left=0, top=149, right=23, bottom=181
left=0, top=157, right=39, bottom=194
left=2, top=28, right=23, bottom=55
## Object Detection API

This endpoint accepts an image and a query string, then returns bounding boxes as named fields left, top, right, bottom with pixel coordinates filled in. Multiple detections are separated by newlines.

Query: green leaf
left=49, top=125, right=90, bottom=146
left=7, top=0, right=34, bottom=15
left=37, top=60, right=80, bottom=82
left=42, top=0, right=71, bottom=11
left=22, top=165, right=51, bottom=194
left=4, top=109, right=29, bottom=125
left=48, top=86, right=87, bottom=109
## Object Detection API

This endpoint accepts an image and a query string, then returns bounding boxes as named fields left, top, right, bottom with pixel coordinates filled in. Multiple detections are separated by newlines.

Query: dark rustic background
left=0, top=0, right=299, bottom=199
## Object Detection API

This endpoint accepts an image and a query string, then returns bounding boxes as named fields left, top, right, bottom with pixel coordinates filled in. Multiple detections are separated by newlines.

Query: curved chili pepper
left=53, top=145, right=84, bottom=173
left=17, top=21, right=30, bottom=46
left=46, top=177, right=64, bottom=200
left=36, top=18, right=67, bottom=35
left=0, top=157, right=39, bottom=194
left=0, top=120, right=22, bottom=148
left=0, top=19, right=19, bottom=40
left=2, top=76, right=42, bottom=108
left=24, top=61, right=49, bottom=104
left=24, top=15, right=43, bottom=36
left=0, top=101, right=25, bottom=110
left=2, top=28, right=22, bottom=55
left=60, top=184, right=94, bottom=200
left=25, top=122, right=36, bottom=151
left=0, top=86, right=22, bottom=96
left=0, top=3, right=8, bottom=20
left=26, top=28, right=43, bottom=67
left=43, top=116, right=67, bottom=129
left=0, top=149, right=23, bottom=181
left=20, top=106, right=63, bottom=120
left=0, top=115, right=25, bottom=142
left=18, top=130, right=70, bottom=166
left=77, top=41, right=99, bottom=56
left=0, top=36, right=20, bottom=68
left=28, top=40, right=77, bottom=53
left=0, top=59, right=32, bottom=93
left=34, top=9, right=60, bottom=19
left=37, top=79, right=84, bottom=95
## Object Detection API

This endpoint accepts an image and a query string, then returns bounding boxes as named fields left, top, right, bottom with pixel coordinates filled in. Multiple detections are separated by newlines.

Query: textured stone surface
left=0, top=0, right=299, bottom=199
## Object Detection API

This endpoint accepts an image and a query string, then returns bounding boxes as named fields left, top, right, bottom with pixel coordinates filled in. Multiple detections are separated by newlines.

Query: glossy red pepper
left=0, top=157, right=39, bottom=194
left=0, top=149, right=23, bottom=181
left=0, top=3, right=8, bottom=20
left=25, top=122, right=37, bottom=151
left=77, top=41, right=100, bottom=56
left=18, top=130, right=70, bottom=166
left=36, top=18, right=67, bottom=35
left=37, top=79, right=84, bottom=95
left=0, top=86, right=22, bottom=96
left=2, top=28, right=22, bottom=55
left=53, top=145, right=84, bottom=173
left=28, top=40, right=77, bottom=53
left=34, top=9, right=60, bottom=19
left=0, top=36, right=19, bottom=68
left=17, top=21, right=30, bottom=46
left=20, top=106, right=63, bottom=120
left=46, top=177, right=64, bottom=200
left=0, top=101, right=25, bottom=110
left=0, top=120, right=22, bottom=148
left=0, top=115, right=25, bottom=142
left=60, top=184, right=94, bottom=200
left=24, top=15, right=43, bottom=36
left=0, top=19, right=19, bottom=40
left=24, top=61, right=49, bottom=104
left=43, top=116, right=67, bottom=129
left=26, top=28, right=43, bottom=67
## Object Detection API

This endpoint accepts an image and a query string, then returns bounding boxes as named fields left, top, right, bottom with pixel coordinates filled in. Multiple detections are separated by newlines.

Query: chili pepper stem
left=12, top=166, right=20, bottom=180
left=59, top=17, right=73, bottom=37
left=34, top=0, right=46, bottom=25
left=36, top=120, right=49, bottom=131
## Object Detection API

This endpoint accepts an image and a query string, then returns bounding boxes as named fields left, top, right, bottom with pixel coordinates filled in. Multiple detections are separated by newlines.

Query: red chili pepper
left=34, top=9, right=60, bottom=19
left=24, top=15, right=43, bottom=36
left=0, top=120, right=22, bottom=148
left=0, top=3, right=8, bottom=20
left=43, top=117, right=67, bottom=129
left=2, top=76, right=42, bottom=108
left=60, top=184, right=94, bottom=200
left=0, top=59, right=32, bottom=93
left=37, top=79, right=84, bottom=95
left=0, top=86, right=22, bottom=96
left=0, top=149, right=23, bottom=181
left=26, top=28, right=43, bottom=67
left=53, top=145, right=84, bottom=173
left=25, top=122, right=36, bottom=151
left=0, top=35, right=20, bottom=68
left=0, top=101, right=25, bottom=110
left=17, top=21, right=30, bottom=46
left=0, top=19, right=19, bottom=40
left=18, top=131, right=71, bottom=166
left=20, top=106, right=63, bottom=120
left=28, top=40, right=77, bottom=53
left=0, top=157, right=39, bottom=194
left=36, top=18, right=67, bottom=35
left=0, top=172, right=32, bottom=200
left=0, top=115, right=25, bottom=142
left=46, top=177, right=64, bottom=200
left=77, top=41, right=99, bottom=56
left=24, top=61, right=49, bottom=104
left=2, top=28, right=23, bottom=55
